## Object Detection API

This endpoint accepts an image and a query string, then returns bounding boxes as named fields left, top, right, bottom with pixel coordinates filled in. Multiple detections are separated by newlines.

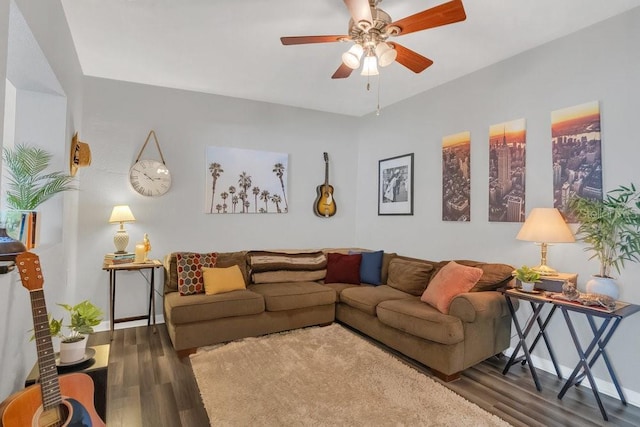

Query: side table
left=503, top=288, right=640, bottom=421
left=102, top=260, right=162, bottom=339
left=25, top=344, right=109, bottom=421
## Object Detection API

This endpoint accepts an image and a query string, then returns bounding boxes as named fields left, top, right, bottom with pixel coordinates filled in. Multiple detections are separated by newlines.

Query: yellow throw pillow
left=203, top=265, right=246, bottom=295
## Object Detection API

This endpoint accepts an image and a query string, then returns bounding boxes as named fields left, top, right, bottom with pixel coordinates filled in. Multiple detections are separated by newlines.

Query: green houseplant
left=2, top=143, right=76, bottom=210
left=514, top=265, right=542, bottom=283
left=513, top=265, right=541, bottom=292
left=43, top=300, right=103, bottom=363
left=568, top=183, right=640, bottom=298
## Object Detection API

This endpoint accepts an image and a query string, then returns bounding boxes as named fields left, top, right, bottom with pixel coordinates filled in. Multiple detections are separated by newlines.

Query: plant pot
left=59, top=336, right=87, bottom=363
left=585, top=276, right=619, bottom=300
left=520, top=281, right=536, bottom=292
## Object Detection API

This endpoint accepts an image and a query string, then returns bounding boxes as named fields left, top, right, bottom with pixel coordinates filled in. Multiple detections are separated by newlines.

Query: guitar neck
left=29, top=289, right=62, bottom=411
left=324, top=160, right=329, bottom=187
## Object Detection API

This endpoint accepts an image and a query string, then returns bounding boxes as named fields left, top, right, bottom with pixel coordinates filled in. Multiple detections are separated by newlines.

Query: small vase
left=585, top=276, right=619, bottom=300
left=59, top=336, right=87, bottom=363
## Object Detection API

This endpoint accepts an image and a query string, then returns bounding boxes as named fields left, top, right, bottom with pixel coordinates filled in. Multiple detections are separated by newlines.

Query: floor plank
left=89, top=324, right=640, bottom=427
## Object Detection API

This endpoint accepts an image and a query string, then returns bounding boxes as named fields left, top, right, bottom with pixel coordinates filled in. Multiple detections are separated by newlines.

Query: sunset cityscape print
left=551, top=101, right=602, bottom=221
left=442, top=131, right=471, bottom=222
left=488, top=118, right=526, bottom=222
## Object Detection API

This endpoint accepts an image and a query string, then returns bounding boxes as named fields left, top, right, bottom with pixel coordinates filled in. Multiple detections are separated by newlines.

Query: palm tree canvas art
left=205, top=146, right=289, bottom=214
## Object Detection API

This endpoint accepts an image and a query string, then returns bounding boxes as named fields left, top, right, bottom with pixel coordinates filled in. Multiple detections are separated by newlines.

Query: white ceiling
left=60, top=0, right=640, bottom=117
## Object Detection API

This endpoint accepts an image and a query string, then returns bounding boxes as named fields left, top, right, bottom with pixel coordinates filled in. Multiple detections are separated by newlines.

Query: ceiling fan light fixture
left=342, top=44, right=364, bottom=69
left=375, top=42, right=397, bottom=67
left=360, top=55, right=379, bottom=76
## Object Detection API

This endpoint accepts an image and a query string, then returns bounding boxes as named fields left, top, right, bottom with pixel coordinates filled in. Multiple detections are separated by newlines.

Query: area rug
left=190, top=324, right=510, bottom=426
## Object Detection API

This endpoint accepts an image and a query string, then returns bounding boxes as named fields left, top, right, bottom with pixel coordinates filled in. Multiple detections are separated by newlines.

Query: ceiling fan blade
left=331, top=63, right=354, bottom=79
left=391, top=0, right=466, bottom=36
left=280, top=35, right=348, bottom=45
left=343, top=0, right=373, bottom=27
left=389, top=43, right=434, bottom=73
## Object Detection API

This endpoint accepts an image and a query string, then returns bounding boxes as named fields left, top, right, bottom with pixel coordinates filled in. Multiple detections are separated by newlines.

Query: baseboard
left=94, top=314, right=165, bottom=333
left=504, top=346, right=640, bottom=407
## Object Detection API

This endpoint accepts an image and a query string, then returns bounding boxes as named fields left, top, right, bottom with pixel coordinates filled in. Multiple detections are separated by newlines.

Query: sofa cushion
left=325, top=253, right=362, bottom=284
left=386, top=258, right=434, bottom=296
left=453, top=260, right=514, bottom=292
left=351, top=250, right=384, bottom=285
left=340, top=285, right=413, bottom=316
left=322, top=282, right=360, bottom=299
left=164, top=289, right=264, bottom=325
left=380, top=252, right=397, bottom=285
left=203, top=265, right=246, bottom=295
left=421, top=261, right=483, bottom=314
left=248, top=282, right=335, bottom=311
left=176, top=252, right=218, bottom=295
left=376, top=299, right=464, bottom=345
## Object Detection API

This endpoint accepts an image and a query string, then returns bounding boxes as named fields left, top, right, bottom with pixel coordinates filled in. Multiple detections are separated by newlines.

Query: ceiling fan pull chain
left=376, top=74, right=381, bottom=116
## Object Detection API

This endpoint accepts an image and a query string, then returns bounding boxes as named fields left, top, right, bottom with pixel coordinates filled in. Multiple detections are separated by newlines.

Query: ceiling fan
left=280, top=0, right=467, bottom=79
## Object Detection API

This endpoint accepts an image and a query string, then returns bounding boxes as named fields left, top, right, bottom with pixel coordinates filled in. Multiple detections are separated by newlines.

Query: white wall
left=76, top=77, right=359, bottom=320
left=0, top=0, right=83, bottom=401
left=356, top=7, right=640, bottom=401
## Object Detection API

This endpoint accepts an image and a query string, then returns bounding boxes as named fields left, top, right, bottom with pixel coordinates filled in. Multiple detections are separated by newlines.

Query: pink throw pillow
left=325, top=253, right=362, bottom=284
left=420, top=261, right=483, bottom=314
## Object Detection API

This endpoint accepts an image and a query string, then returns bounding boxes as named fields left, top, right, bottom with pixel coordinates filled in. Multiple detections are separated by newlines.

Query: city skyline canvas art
left=205, top=146, right=289, bottom=214
left=551, top=101, right=602, bottom=221
left=488, top=118, right=526, bottom=222
left=442, top=131, right=471, bottom=222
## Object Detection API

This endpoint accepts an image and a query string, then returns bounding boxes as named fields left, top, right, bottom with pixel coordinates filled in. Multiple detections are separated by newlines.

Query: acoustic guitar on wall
left=0, top=252, right=105, bottom=427
left=314, top=152, right=337, bottom=218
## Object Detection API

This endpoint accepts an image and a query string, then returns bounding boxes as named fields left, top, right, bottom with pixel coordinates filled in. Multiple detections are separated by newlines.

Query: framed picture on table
left=378, top=153, right=414, bottom=215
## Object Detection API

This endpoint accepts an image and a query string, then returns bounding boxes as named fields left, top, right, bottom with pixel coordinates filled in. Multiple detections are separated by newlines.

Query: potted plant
left=568, top=183, right=640, bottom=299
left=513, top=265, right=541, bottom=292
left=2, top=143, right=76, bottom=247
left=45, top=300, right=103, bottom=363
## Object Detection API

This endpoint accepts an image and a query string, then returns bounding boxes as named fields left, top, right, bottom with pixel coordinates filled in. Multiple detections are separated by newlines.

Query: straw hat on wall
left=70, top=132, right=91, bottom=176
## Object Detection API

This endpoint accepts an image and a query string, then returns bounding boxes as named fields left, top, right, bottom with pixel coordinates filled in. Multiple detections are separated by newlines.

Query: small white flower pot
left=59, top=336, right=87, bottom=363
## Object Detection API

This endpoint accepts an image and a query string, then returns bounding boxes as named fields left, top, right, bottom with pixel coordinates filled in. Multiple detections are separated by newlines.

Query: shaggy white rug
left=190, top=324, right=510, bottom=426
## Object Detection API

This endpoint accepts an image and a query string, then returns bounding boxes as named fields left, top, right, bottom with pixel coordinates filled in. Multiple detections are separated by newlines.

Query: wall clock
left=129, top=130, right=172, bottom=197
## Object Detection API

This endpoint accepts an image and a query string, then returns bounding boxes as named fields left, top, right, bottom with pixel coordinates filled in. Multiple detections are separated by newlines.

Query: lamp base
left=533, top=264, right=558, bottom=276
left=113, top=229, right=130, bottom=253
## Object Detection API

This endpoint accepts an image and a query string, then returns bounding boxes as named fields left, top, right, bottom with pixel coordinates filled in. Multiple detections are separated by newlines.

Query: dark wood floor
left=89, top=324, right=640, bottom=427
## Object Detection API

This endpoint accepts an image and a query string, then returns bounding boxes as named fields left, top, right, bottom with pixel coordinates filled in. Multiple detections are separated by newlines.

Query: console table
left=102, top=260, right=162, bottom=339
left=503, top=288, right=640, bottom=421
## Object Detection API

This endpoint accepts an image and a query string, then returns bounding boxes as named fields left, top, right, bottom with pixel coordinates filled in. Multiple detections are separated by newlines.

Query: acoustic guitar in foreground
left=0, top=252, right=105, bottom=427
left=314, top=152, right=337, bottom=217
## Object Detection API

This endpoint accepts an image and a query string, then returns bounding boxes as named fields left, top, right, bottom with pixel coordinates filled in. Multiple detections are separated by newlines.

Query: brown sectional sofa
left=163, top=249, right=514, bottom=380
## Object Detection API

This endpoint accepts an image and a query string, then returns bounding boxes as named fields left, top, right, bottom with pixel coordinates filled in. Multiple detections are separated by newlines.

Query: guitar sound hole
left=37, top=403, right=69, bottom=427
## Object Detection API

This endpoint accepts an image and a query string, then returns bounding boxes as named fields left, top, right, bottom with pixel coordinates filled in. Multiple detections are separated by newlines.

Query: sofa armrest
left=449, top=291, right=514, bottom=322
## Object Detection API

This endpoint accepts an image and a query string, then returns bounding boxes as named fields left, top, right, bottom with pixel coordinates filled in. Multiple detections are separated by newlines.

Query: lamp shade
left=516, top=208, right=575, bottom=243
left=360, top=55, right=379, bottom=76
left=375, top=42, right=397, bottom=67
left=341, top=44, right=363, bottom=70
left=109, top=205, right=136, bottom=223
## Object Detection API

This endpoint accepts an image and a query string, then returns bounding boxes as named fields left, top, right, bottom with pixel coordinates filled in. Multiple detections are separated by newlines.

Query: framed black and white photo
left=378, top=153, right=414, bottom=215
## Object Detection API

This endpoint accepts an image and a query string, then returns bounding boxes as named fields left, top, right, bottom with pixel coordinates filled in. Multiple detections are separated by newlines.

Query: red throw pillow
left=176, top=252, right=218, bottom=295
left=420, top=261, right=483, bottom=314
left=325, top=253, right=362, bottom=284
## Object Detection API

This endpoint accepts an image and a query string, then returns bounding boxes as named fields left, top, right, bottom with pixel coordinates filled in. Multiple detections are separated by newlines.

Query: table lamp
left=516, top=207, right=575, bottom=275
left=109, top=205, right=135, bottom=253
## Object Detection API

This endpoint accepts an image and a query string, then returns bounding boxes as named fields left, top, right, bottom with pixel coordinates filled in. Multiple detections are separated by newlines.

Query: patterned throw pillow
left=176, top=252, right=218, bottom=295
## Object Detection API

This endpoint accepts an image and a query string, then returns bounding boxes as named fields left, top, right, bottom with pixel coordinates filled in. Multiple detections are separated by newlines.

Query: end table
left=25, top=344, right=109, bottom=421
left=102, top=259, right=162, bottom=339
